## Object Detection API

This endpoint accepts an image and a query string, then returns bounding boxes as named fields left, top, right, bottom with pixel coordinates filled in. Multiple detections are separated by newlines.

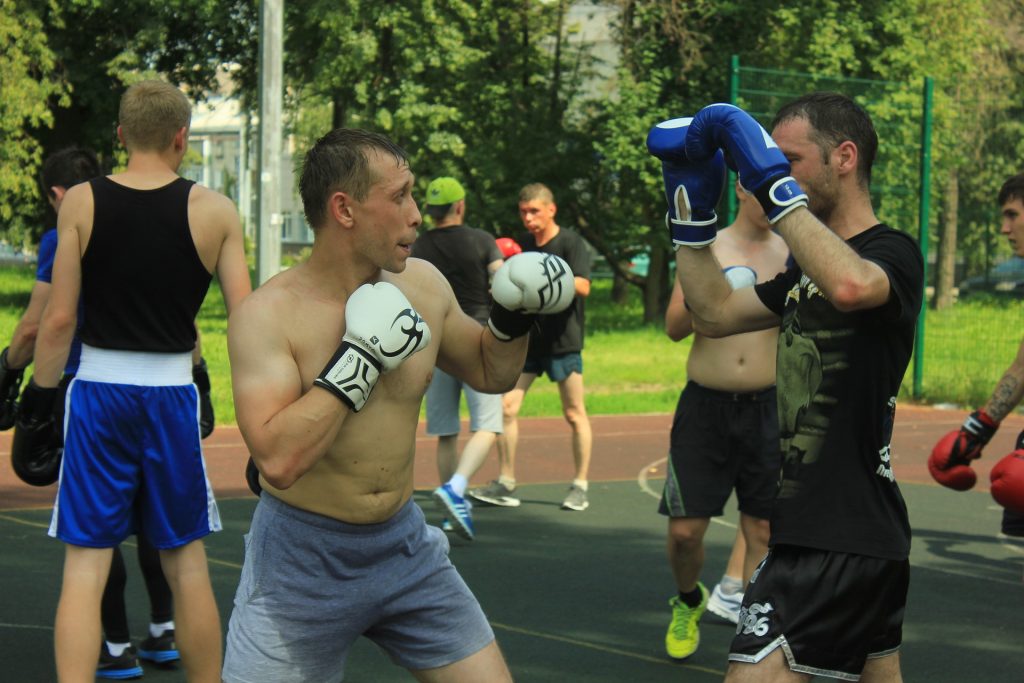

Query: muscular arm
left=228, top=296, right=350, bottom=490
left=673, top=247, right=778, bottom=338
left=665, top=278, right=693, bottom=342
left=6, top=281, right=52, bottom=368
left=774, top=208, right=891, bottom=312
left=211, top=194, right=252, bottom=314
left=983, top=336, right=1024, bottom=422
left=33, top=187, right=88, bottom=387
left=432, top=271, right=527, bottom=393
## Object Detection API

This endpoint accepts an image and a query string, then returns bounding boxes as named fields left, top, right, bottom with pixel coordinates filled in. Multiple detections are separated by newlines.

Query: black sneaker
left=138, top=629, right=180, bottom=665
left=96, top=643, right=143, bottom=680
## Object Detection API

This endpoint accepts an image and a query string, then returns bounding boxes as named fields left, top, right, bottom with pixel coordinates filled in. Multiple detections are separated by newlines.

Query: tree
left=0, top=0, right=66, bottom=243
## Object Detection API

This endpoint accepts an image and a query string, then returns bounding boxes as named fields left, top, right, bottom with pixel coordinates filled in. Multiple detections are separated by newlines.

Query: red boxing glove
left=928, top=430, right=978, bottom=491
left=496, top=237, right=522, bottom=259
left=990, top=450, right=1024, bottom=514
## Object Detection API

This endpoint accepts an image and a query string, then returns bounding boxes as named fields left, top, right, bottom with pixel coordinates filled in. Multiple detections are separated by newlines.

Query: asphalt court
left=0, top=408, right=1022, bottom=681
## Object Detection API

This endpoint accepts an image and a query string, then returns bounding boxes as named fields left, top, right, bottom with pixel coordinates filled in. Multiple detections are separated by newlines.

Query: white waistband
left=76, top=345, right=193, bottom=386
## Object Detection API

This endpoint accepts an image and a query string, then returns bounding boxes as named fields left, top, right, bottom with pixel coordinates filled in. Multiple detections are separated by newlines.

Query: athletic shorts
left=222, top=494, right=495, bottom=682
left=729, top=544, right=909, bottom=681
left=523, top=352, right=582, bottom=382
left=48, top=346, right=219, bottom=549
left=1003, top=508, right=1024, bottom=537
left=425, top=367, right=503, bottom=436
left=659, top=382, right=780, bottom=520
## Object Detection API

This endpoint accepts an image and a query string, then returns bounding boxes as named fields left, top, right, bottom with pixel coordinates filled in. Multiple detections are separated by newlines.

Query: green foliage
left=0, top=0, right=67, bottom=242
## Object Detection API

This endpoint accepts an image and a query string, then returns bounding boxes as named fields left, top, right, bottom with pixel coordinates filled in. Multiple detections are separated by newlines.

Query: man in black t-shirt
left=411, top=177, right=505, bottom=540
left=468, top=183, right=594, bottom=512
left=649, top=94, right=923, bottom=682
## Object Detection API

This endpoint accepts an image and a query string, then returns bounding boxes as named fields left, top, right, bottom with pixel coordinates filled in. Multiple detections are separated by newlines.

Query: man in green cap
left=411, top=176, right=506, bottom=540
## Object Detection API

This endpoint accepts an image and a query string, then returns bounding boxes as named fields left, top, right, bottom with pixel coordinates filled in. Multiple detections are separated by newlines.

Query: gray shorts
left=425, top=367, right=503, bottom=436
left=222, top=494, right=495, bottom=682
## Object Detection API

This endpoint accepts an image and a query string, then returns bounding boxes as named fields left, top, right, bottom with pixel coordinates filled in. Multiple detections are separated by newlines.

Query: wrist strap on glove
left=965, top=409, right=999, bottom=440
left=753, top=176, right=808, bottom=224
left=487, top=303, right=537, bottom=342
left=313, top=342, right=382, bottom=412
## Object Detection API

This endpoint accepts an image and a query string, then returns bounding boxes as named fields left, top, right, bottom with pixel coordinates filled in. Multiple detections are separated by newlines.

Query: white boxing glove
left=314, top=282, right=431, bottom=411
left=487, top=252, right=576, bottom=341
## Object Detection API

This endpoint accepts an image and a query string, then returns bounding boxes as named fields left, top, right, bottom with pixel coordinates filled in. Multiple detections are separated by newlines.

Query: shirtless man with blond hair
left=223, top=128, right=575, bottom=682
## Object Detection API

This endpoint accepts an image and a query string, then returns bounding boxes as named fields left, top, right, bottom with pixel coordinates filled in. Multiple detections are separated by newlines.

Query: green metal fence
left=729, top=56, right=1023, bottom=408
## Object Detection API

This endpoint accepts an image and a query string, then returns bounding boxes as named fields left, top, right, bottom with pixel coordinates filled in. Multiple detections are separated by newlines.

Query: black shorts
left=729, top=544, right=909, bottom=681
left=659, top=382, right=780, bottom=519
left=1003, top=508, right=1024, bottom=537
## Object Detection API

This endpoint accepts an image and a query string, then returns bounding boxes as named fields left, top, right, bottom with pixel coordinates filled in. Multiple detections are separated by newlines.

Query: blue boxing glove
left=646, top=117, right=727, bottom=249
left=685, top=103, right=807, bottom=224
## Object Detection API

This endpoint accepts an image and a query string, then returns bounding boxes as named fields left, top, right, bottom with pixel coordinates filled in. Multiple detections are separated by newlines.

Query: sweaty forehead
left=368, top=151, right=412, bottom=190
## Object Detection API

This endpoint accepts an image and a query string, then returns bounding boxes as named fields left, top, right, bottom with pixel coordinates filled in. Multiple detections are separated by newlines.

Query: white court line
left=637, top=457, right=736, bottom=529
left=0, top=622, right=52, bottom=631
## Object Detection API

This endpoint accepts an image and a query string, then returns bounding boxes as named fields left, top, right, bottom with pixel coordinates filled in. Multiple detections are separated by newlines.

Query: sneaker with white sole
left=467, top=480, right=521, bottom=507
left=706, top=583, right=743, bottom=624
left=561, top=485, right=589, bottom=511
left=433, top=484, right=475, bottom=540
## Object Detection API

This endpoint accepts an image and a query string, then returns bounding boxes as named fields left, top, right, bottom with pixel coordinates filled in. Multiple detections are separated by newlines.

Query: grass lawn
left=0, top=264, right=1019, bottom=423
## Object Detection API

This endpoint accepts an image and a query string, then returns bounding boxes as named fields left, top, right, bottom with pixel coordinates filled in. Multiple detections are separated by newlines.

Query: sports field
left=1, top=407, right=1021, bottom=681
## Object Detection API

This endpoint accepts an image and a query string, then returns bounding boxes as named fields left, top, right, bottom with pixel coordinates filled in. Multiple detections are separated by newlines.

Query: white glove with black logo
left=314, top=282, right=431, bottom=411
left=487, top=252, right=576, bottom=341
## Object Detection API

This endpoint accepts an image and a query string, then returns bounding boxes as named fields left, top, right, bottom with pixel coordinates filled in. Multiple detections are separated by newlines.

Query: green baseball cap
left=425, top=177, right=465, bottom=206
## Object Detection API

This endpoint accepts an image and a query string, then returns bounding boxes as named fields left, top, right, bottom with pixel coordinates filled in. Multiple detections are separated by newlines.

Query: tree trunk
left=934, top=169, right=959, bottom=310
left=642, top=247, right=669, bottom=324
left=611, top=273, right=629, bottom=304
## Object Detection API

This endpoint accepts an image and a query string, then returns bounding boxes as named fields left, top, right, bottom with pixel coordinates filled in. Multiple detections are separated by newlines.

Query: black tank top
left=81, top=176, right=212, bottom=352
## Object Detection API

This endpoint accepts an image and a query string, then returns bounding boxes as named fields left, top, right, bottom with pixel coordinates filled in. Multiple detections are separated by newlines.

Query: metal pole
left=913, top=76, right=934, bottom=399
left=256, top=0, right=283, bottom=285
left=727, top=54, right=740, bottom=224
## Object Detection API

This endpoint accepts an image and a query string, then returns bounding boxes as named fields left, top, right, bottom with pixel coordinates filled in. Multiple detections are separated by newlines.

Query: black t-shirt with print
left=754, top=224, right=923, bottom=560
left=521, top=228, right=592, bottom=356
left=411, top=224, right=504, bottom=324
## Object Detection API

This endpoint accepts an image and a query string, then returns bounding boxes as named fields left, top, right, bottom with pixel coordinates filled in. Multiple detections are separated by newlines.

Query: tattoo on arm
left=988, top=374, right=1022, bottom=422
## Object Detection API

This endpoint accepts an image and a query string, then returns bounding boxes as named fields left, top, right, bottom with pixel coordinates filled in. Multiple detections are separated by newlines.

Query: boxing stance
left=648, top=94, right=922, bottom=681
left=929, top=172, right=1024, bottom=529
left=223, top=128, right=574, bottom=682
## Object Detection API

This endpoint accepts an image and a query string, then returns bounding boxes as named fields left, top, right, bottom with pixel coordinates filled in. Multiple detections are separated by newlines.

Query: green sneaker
left=665, top=582, right=708, bottom=660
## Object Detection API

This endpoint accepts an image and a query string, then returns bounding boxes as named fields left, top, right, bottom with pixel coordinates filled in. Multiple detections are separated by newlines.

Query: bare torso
left=686, top=226, right=789, bottom=392
left=255, top=260, right=448, bottom=523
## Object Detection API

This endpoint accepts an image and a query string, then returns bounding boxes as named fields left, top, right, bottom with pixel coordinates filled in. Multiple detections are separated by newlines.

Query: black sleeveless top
left=80, top=177, right=212, bottom=352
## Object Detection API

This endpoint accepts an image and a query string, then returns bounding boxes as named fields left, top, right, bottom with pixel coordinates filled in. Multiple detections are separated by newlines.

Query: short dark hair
left=772, top=92, right=878, bottom=188
left=997, top=173, right=1024, bottom=207
left=299, top=128, right=410, bottom=230
left=40, top=147, right=101, bottom=199
left=425, top=203, right=455, bottom=222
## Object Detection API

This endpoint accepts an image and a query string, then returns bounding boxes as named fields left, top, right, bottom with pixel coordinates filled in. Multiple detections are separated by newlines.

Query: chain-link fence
left=732, top=57, right=1023, bottom=407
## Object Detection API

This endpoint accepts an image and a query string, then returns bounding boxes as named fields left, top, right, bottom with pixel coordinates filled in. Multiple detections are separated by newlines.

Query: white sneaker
left=706, top=583, right=743, bottom=624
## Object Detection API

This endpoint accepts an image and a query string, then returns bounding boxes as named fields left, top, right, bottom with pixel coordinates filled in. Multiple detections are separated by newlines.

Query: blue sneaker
left=432, top=484, right=475, bottom=540
left=138, top=629, right=180, bottom=665
left=96, top=643, right=143, bottom=679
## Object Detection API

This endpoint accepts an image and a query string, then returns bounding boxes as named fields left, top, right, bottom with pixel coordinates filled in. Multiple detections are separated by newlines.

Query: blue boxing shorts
left=48, top=345, right=220, bottom=549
